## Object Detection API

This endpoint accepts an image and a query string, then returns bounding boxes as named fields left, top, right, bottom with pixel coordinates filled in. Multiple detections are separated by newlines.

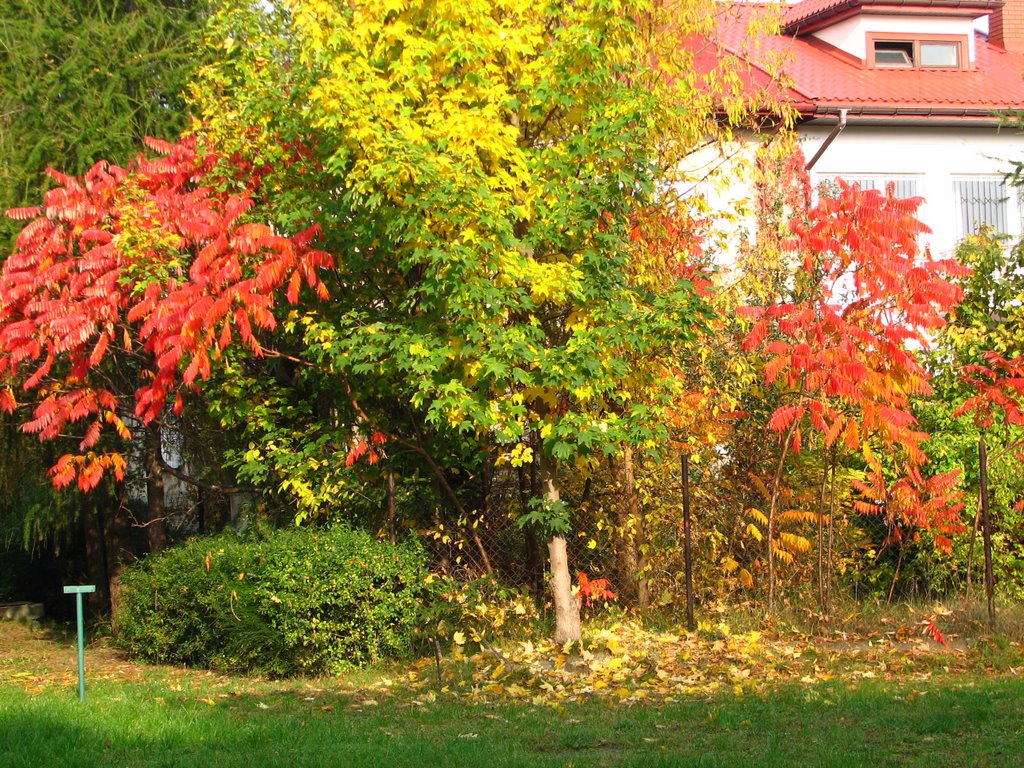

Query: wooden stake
left=980, top=435, right=996, bottom=628
left=682, top=453, right=695, bottom=632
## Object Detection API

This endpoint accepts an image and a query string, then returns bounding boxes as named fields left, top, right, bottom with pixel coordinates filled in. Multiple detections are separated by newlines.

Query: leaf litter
left=406, top=620, right=979, bottom=706
left=0, top=616, right=1008, bottom=711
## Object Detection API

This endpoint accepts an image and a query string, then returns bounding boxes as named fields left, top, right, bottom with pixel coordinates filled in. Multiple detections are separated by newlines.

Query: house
left=703, top=0, right=1024, bottom=257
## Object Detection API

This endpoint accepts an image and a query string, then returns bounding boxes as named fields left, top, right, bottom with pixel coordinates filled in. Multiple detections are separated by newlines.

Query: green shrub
left=116, top=526, right=434, bottom=675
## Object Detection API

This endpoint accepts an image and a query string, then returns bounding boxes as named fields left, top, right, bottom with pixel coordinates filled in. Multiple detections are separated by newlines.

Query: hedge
left=116, top=526, right=434, bottom=675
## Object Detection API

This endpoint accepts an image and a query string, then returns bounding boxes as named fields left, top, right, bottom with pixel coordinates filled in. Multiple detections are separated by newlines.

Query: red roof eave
left=782, top=0, right=1002, bottom=33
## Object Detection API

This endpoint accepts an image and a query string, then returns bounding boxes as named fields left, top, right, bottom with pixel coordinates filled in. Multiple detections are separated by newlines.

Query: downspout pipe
left=804, top=108, right=849, bottom=171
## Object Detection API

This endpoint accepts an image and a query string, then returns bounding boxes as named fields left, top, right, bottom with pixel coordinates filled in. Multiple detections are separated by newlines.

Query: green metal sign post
left=63, top=585, right=95, bottom=702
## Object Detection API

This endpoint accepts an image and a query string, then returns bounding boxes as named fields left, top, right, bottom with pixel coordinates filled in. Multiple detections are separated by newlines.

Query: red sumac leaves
left=0, top=135, right=334, bottom=490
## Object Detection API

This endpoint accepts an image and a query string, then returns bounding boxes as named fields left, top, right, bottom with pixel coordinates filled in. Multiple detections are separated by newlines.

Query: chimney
left=991, top=0, right=1024, bottom=52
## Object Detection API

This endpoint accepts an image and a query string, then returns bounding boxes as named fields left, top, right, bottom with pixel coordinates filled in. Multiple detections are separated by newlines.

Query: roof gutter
left=805, top=108, right=848, bottom=171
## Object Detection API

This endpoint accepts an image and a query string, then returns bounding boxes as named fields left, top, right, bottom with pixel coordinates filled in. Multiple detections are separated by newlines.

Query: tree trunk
left=681, top=453, right=695, bottom=632
left=517, top=460, right=545, bottom=596
left=825, top=460, right=836, bottom=612
left=82, top=497, right=111, bottom=612
left=539, top=454, right=580, bottom=643
left=473, top=459, right=495, bottom=575
left=886, top=542, right=905, bottom=605
left=517, top=463, right=542, bottom=595
left=473, top=532, right=495, bottom=575
left=819, top=456, right=827, bottom=614
left=610, top=447, right=648, bottom=611
left=386, top=469, right=397, bottom=544
left=106, top=485, right=133, bottom=634
left=980, top=435, right=996, bottom=628
left=549, top=534, right=581, bottom=643
left=144, top=423, right=168, bottom=553
left=767, top=424, right=795, bottom=613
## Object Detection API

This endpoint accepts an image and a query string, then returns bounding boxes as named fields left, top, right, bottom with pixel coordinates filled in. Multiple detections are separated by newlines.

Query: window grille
left=954, top=178, right=1008, bottom=237
left=819, top=176, right=918, bottom=199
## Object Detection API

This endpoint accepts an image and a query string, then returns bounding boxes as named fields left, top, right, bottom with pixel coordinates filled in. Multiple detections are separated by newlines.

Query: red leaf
left=6, top=206, right=41, bottom=221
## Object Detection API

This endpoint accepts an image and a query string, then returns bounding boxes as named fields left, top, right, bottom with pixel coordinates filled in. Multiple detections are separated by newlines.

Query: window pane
left=920, top=42, right=958, bottom=67
left=875, top=41, right=913, bottom=67
left=955, top=178, right=1007, bottom=237
left=893, top=179, right=917, bottom=198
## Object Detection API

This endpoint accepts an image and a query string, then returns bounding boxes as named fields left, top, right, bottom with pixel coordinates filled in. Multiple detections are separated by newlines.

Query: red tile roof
left=782, top=0, right=1002, bottom=33
left=712, top=3, right=1024, bottom=119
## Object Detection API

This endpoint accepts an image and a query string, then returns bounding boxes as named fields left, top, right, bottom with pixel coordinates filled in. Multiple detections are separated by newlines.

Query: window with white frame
left=953, top=176, right=1011, bottom=238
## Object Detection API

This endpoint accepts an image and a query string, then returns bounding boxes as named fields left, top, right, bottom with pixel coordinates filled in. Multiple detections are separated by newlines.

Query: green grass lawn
left=5, top=673, right=1024, bottom=767
left=4, top=621, right=1024, bottom=767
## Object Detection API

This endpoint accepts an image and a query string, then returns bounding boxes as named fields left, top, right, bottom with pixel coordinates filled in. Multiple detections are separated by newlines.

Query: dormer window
left=869, top=35, right=965, bottom=69
left=874, top=41, right=914, bottom=67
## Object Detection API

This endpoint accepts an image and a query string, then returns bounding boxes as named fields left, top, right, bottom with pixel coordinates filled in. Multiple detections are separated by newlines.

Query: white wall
left=671, top=137, right=760, bottom=267
left=801, top=123, right=1024, bottom=256
left=812, top=14, right=978, bottom=62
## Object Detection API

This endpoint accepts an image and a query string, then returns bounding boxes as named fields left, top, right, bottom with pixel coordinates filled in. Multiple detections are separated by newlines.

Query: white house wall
left=801, top=123, right=1024, bottom=256
left=672, top=136, right=760, bottom=267
left=811, top=15, right=978, bottom=62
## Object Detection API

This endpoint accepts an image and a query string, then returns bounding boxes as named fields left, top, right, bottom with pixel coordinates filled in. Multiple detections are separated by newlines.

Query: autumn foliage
left=576, top=571, right=618, bottom=607
left=953, top=351, right=1024, bottom=429
left=0, top=136, right=332, bottom=490
left=739, top=170, right=969, bottom=599
left=0, top=131, right=981, bottom=611
left=742, top=180, right=967, bottom=461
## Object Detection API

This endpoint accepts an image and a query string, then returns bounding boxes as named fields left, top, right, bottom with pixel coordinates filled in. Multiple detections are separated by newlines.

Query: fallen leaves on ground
left=402, top=620, right=977, bottom=706
left=0, top=616, right=1012, bottom=710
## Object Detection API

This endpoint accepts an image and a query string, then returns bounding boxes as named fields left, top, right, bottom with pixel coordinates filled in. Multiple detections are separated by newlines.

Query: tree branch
left=341, top=376, right=470, bottom=518
left=154, top=450, right=258, bottom=496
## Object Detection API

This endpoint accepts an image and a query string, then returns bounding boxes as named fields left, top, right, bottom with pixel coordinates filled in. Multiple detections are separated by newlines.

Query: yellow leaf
left=453, top=631, right=466, bottom=645
left=509, top=443, right=533, bottom=467
left=773, top=548, right=795, bottom=565
left=778, top=532, right=811, bottom=553
left=778, top=509, right=818, bottom=525
left=745, top=508, right=769, bottom=525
